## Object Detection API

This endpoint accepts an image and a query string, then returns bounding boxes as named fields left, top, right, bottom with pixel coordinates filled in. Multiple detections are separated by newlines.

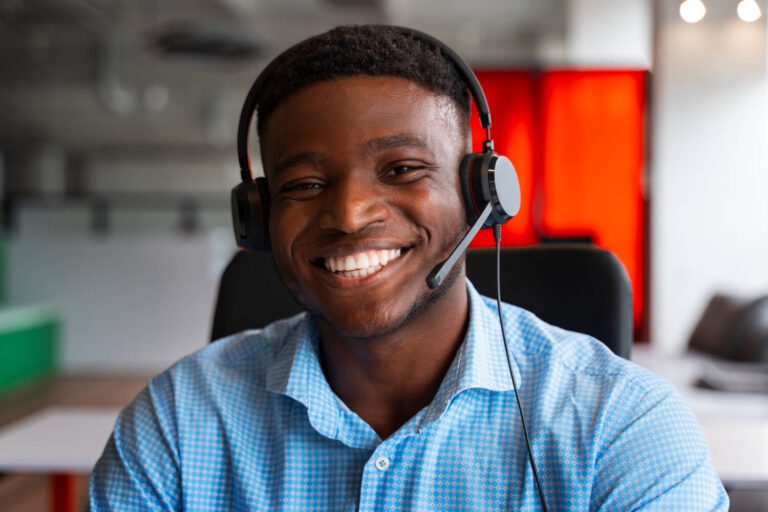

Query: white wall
left=565, top=0, right=652, bottom=67
left=6, top=228, right=235, bottom=372
left=651, top=2, right=768, bottom=353
left=5, top=153, right=238, bottom=372
left=86, top=152, right=239, bottom=195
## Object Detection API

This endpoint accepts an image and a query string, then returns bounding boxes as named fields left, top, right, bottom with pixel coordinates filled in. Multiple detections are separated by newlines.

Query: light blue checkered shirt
left=89, top=280, right=728, bottom=510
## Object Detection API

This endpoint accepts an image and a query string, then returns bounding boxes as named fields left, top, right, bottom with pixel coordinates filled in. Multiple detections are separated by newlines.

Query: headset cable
left=494, top=224, right=549, bottom=512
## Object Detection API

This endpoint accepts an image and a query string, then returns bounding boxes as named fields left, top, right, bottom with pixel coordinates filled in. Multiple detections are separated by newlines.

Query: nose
left=319, top=175, right=389, bottom=234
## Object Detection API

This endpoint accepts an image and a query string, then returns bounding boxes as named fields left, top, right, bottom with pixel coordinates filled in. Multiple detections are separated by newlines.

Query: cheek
left=408, top=176, right=466, bottom=241
left=268, top=203, right=309, bottom=272
left=269, top=198, right=311, bottom=242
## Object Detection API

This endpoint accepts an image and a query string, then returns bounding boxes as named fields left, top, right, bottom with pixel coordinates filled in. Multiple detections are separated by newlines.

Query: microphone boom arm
left=427, top=201, right=493, bottom=289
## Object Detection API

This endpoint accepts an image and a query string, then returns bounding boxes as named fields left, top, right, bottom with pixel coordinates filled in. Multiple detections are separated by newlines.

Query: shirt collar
left=419, top=279, right=522, bottom=428
left=265, top=319, right=339, bottom=439
left=265, top=278, right=522, bottom=440
left=266, top=317, right=378, bottom=448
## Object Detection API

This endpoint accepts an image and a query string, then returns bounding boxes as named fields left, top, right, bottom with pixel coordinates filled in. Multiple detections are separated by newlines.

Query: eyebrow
left=271, top=134, right=430, bottom=177
left=272, top=152, right=327, bottom=177
left=361, top=134, right=429, bottom=155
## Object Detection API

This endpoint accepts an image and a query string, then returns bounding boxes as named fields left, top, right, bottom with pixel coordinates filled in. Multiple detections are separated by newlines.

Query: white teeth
left=323, top=249, right=403, bottom=276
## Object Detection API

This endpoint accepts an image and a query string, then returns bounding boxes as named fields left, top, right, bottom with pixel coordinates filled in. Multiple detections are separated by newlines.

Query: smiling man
left=89, top=26, right=728, bottom=510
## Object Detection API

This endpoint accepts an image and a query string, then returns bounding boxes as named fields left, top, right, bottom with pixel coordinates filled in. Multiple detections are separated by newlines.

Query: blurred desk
left=0, top=374, right=149, bottom=512
left=634, top=345, right=768, bottom=484
left=0, top=406, right=120, bottom=512
left=0, top=406, right=119, bottom=473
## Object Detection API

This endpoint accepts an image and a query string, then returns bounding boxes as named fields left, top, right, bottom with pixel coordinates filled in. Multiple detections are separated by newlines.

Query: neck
left=317, top=275, right=469, bottom=440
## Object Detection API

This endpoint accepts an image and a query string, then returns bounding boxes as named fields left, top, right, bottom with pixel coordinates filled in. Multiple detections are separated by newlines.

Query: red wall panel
left=468, top=70, right=647, bottom=332
left=540, top=70, right=646, bottom=328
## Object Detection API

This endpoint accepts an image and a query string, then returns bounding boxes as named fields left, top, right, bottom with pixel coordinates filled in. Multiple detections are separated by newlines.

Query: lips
left=323, top=248, right=402, bottom=278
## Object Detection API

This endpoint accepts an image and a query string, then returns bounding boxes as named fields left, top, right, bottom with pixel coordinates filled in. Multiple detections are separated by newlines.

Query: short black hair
left=254, top=25, right=471, bottom=137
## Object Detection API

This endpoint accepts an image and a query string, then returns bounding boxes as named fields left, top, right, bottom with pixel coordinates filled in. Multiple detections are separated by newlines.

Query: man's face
left=261, top=76, right=468, bottom=338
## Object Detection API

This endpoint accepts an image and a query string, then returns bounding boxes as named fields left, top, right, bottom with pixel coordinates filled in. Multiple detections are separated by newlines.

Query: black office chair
left=210, top=245, right=632, bottom=359
left=465, top=244, right=632, bottom=359
left=209, top=250, right=303, bottom=341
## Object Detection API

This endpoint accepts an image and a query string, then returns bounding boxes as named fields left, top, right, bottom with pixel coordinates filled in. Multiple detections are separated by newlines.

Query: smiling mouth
left=314, top=248, right=408, bottom=279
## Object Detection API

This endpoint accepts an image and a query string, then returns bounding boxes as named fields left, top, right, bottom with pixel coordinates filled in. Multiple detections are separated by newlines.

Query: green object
left=0, top=235, right=5, bottom=304
left=0, top=306, right=59, bottom=395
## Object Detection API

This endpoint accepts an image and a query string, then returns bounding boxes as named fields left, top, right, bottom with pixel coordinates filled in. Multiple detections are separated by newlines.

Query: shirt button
left=374, top=456, right=390, bottom=471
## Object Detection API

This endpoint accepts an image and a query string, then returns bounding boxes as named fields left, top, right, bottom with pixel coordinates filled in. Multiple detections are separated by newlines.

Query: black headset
left=231, top=26, right=521, bottom=283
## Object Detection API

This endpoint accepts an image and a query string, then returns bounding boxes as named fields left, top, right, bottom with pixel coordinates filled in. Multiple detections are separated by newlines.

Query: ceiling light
left=680, top=0, right=707, bottom=23
left=738, top=0, right=762, bottom=22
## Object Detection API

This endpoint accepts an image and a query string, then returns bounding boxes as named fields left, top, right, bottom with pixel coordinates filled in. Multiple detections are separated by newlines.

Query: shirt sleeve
left=88, top=371, right=182, bottom=511
left=589, top=383, right=729, bottom=511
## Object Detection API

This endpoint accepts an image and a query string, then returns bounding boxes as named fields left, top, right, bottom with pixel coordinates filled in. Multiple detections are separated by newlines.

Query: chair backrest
left=210, top=250, right=302, bottom=341
left=465, top=244, right=632, bottom=359
left=210, top=245, right=633, bottom=359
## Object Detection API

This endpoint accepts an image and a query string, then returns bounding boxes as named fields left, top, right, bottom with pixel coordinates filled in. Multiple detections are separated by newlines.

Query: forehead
left=259, top=76, right=465, bottom=166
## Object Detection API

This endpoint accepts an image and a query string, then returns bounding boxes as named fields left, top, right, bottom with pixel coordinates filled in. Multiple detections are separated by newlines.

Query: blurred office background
left=0, top=0, right=767, bottom=509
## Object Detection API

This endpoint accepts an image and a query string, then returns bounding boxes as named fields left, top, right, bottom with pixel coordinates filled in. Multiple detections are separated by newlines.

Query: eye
left=277, top=179, right=324, bottom=200
left=390, top=165, right=419, bottom=175
left=286, top=182, right=322, bottom=191
left=383, top=162, right=432, bottom=181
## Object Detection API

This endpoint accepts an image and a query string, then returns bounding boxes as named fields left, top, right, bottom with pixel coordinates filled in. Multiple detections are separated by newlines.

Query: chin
left=295, top=287, right=408, bottom=339
left=322, top=321, right=393, bottom=341
left=312, top=270, right=460, bottom=340
left=317, top=307, right=409, bottom=340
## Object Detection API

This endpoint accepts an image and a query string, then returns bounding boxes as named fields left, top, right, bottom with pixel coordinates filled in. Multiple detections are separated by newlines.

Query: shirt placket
left=357, top=437, right=397, bottom=512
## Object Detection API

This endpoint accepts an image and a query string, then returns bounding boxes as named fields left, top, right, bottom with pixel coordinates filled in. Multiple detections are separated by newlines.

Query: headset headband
left=236, top=26, right=494, bottom=183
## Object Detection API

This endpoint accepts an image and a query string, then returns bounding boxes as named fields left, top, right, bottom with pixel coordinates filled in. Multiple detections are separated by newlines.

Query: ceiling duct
left=323, top=0, right=381, bottom=7
left=150, top=22, right=265, bottom=60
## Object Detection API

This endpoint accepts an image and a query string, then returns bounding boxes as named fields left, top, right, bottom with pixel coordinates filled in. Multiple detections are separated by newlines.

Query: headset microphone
left=427, top=202, right=492, bottom=289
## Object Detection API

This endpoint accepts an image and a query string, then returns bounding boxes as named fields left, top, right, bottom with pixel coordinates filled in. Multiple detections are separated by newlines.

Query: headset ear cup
left=459, top=152, right=521, bottom=228
left=255, top=178, right=271, bottom=251
left=230, top=177, right=271, bottom=252
left=459, top=153, right=485, bottom=226
left=487, top=155, right=521, bottom=223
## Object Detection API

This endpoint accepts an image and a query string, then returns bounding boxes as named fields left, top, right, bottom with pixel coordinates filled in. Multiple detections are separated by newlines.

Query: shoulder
left=90, top=314, right=309, bottom=510
left=97, top=313, right=309, bottom=478
left=126, top=312, right=309, bottom=419
left=483, top=294, right=671, bottom=399
left=168, top=312, right=307, bottom=381
left=473, top=291, right=686, bottom=442
left=474, top=297, right=726, bottom=507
